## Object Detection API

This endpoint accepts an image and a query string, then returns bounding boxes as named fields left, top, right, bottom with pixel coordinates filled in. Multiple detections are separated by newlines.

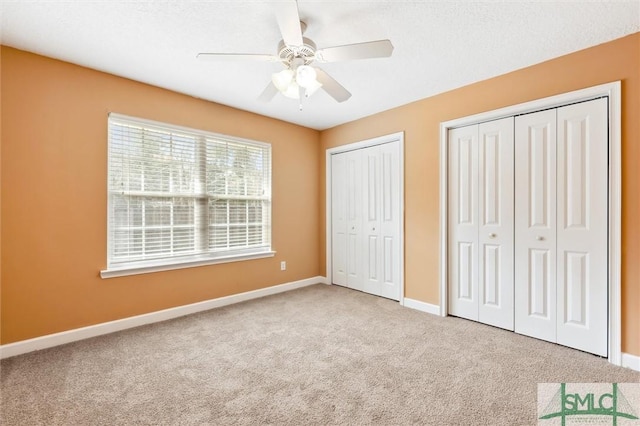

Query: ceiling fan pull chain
left=299, top=85, right=304, bottom=111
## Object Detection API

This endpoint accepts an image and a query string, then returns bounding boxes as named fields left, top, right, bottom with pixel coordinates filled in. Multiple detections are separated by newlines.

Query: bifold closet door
left=515, top=98, right=608, bottom=356
left=361, top=142, right=401, bottom=301
left=477, top=119, right=514, bottom=330
left=331, top=149, right=364, bottom=292
left=514, top=109, right=558, bottom=343
left=448, top=117, right=514, bottom=330
left=331, top=152, right=348, bottom=287
left=331, top=141, right=401, bottom=301
left=556, top=98, right=608, bottom=357
left=448, top=124, right=479, bottom=321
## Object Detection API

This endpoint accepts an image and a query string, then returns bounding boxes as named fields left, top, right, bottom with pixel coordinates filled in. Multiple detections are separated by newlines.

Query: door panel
left=478, top=118, right=514, bottom=330
left=331, top=154, right=347, bottom=286
left=346, top=150, right=363, bottom=291
left=458, top=242, right=474, bottom=300
left=383, top=151, right=393, bottom=222
left=515, top=109, right=557, bottom=343
left=448, top=125, right=479, bottom=321
left=384, top=236, right=393, bottom=285
left=528, top=248, right=552, bottom=318
left=363, top=147, right=381, bottom=295
left=348, top=232, right=360, bottom=280
left=332, top=150, right=364, bottom=291
left=381, top=148, right=399, bottom=299
left=367, top=154, right=378, bottom=222
left=367, top=235, right=378, bottom=280
left=556, top=98, right=608, bottom=357
left=529, top=125, right=552, bottom=228
left=482, top=244, right=500, bottom=305
left=363, top=142, right=401, bottom=300
left=378, top=143, right=401, bottom=300
left=564, top=251, right=587, bottom=325
left=458, top=136, right=474, bottom=225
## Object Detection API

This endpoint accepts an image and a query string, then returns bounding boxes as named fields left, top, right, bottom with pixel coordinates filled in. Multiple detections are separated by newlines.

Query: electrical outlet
left=280, top=261, right=286, bottom=271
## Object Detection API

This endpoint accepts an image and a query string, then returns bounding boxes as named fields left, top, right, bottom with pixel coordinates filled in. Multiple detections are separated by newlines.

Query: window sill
left=100, top=251, right=276, bottom=279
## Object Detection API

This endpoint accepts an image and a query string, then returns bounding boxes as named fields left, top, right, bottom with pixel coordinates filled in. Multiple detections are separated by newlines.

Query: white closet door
left=448, top=125, right=479, bottom=321
left=362, top=142, right=401, bottom=301
left=515, top=109, right=558, bottom=343
left=332, top=141, right=401, bottom=300
left=331, top=153, right=348, bottom=286
left=556, top=98, right=608, bottom=357
left=345, top=149, right=364, bottom=292
left=478, top=118, right=514, bottom=330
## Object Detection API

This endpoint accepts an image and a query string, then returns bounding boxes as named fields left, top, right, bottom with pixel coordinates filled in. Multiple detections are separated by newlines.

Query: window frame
left=101, top=113, right=274, bottom=279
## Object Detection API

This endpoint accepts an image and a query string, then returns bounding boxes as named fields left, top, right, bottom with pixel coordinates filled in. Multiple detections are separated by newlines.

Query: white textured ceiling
left=1, top=1, right=639, bottom=130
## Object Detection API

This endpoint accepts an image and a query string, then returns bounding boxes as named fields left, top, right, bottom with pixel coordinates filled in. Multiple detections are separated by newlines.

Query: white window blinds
left=106, top=114, right=271, bottom=274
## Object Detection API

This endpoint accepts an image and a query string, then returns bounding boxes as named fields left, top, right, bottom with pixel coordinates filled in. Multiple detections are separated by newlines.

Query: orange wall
left=2, top=33, right=639, bottom=357
left=1, top=46, right=320, bottom=344
left=320, top=33, right=640, bottom=356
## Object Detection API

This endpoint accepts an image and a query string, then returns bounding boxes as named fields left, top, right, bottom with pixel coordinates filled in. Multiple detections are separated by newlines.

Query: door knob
left=536, top=236, right=544, bottom=241
left=489, top=233, right=497, bottom=239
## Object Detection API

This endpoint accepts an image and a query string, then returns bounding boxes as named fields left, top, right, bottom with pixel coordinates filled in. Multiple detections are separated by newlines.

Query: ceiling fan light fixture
left=273, top=64, right=322, bottom=100
left=272, top=69, right=294, bottom=92
left=282, top=81, right=300, bottom=99
left=295, top=65, right=317, bottom=89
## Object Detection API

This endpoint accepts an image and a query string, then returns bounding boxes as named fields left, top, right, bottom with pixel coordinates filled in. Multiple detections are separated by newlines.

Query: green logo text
left=539, top=383, right=639, bottom=426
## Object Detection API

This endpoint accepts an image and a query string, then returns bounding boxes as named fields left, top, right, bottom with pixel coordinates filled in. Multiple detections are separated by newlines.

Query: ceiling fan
left=196, top=0, right=394, bottom=105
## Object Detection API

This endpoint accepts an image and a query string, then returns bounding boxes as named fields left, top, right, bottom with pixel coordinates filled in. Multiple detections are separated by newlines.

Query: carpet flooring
left=1, top=284, right=638, bottom=425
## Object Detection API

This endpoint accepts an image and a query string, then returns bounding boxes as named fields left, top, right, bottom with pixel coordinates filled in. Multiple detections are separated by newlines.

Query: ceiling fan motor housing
left=277, top=37, right=317, bottom=68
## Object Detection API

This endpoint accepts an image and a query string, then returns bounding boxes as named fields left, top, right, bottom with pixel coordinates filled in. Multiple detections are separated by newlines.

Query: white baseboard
left=622, top=352, right=640, bottom=372
left=403, top=298, right=441, bottom=316
left=0, top=276, right=324, bottom=360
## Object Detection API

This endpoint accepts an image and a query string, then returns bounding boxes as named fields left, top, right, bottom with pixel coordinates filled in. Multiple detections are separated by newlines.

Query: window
left=102, top=114, right=272, bottom=278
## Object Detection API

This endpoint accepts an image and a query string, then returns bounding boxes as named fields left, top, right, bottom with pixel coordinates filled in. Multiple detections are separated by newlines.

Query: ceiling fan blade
left=315, top=39, right=394, bottom=62
left=275, top=0, right=303, bottom=47
left=315, top=68, right=351, bottom=103
left=197, top=53, right=278, bottom=62
left=257, top=81, right=278, bottom=102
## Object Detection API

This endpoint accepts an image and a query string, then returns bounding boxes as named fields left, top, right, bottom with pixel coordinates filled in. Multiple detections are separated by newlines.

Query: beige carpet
left=1, top=284, right=638, bottom=425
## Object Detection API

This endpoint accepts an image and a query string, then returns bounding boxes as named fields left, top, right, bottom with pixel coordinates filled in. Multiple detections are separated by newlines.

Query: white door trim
left=439, top=81, right=622, bottom=365
left=326, top=132, right=405, bottom=304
